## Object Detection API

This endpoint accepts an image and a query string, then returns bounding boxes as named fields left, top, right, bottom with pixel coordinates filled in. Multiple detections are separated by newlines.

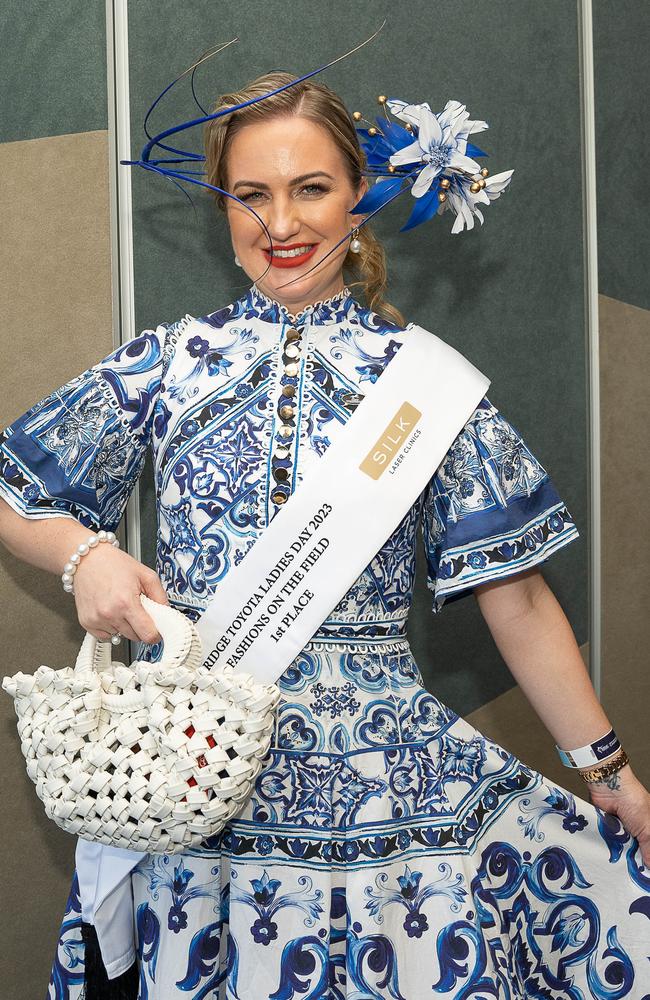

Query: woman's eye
left=240, top=183, right=327, bottom=202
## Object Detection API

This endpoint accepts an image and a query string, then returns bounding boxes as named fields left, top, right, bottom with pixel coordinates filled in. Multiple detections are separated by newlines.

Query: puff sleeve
left=0, top=322, right=175, bottom=533
left=421, top=395, right=580, bottom=614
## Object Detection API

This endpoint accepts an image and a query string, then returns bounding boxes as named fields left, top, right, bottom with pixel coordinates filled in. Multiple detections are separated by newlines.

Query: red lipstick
left=263, top=243, right=319, bottom=269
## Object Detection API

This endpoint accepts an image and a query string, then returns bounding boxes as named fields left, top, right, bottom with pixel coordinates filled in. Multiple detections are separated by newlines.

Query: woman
left=1, top=71, right=649, bottom=999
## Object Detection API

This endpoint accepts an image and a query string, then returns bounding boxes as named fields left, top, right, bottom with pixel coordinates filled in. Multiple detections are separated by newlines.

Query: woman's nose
left=266, top=198, right=302, bottom=241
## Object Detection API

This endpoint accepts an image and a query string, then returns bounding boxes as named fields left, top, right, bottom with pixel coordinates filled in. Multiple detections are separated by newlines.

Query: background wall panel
left=592, top=2, right=650, bottom=787
left=593, top=0, right=650, bottom=311
left=0, top=6, right=111, bottom=994
left=0, top=0, right=108, bottom=143
left=0, top=129, right=114, bottom=996
left=473, top=1, right=650, bottom=790
left=598, top=295, right=650, bottom=785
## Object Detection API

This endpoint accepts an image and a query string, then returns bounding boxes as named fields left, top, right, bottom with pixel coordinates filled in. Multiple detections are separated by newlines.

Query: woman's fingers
left=589, top=776, right=650, bottom=869
left=140, top=569, right=170, bottom=606
left=72, top=549, right=170, bottom=645
left=92, top=628, right=119, bottom=643
left=122, top=601, right=163, bottom=646
left=87, top=620, right=139, bottom=643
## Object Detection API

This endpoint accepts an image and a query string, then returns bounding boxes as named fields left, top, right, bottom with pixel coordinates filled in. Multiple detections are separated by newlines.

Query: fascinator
left=122, top=21, right=514, bottom=284
left=353, top=97, right=514, bottom=235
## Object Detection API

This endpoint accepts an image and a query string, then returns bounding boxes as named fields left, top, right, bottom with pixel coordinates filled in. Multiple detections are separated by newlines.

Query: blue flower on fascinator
left=352, top=96, right=514, bottom=233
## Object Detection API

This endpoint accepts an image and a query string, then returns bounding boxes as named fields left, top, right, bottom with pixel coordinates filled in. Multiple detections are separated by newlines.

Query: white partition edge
left=106, top=0, right=140, bottom=661
left=578, top=0, right=601, bottom=696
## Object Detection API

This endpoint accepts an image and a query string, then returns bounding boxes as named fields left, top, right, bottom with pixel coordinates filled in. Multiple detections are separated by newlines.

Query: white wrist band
left=61, top=530, right=120, bottom=595
left=556, top=727, right=620, bottom=768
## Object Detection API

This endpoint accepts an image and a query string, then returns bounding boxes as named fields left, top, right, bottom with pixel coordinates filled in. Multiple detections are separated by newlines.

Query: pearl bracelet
left=61, top=530, right=120, bottom=594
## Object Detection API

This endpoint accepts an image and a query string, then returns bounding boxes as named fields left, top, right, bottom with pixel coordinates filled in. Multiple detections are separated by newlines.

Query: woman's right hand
left=71, top=542, right=170, bottom=646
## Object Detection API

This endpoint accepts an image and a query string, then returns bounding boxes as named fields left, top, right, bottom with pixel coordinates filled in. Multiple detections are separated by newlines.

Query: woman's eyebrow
left=232, top=171, right=335, bottom=191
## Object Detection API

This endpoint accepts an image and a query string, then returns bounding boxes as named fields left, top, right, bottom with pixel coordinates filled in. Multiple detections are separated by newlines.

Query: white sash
left=195, top=324, right=490, bottom=681
left=77, top=323, right=490, bottom=976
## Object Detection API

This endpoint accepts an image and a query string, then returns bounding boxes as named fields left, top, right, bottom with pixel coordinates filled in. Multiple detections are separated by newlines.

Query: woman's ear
left=350, top=177, right=368, bottom=223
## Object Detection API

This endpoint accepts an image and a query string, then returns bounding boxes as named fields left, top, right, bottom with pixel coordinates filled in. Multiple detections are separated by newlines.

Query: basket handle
left=74, top=593, right=204, bottom=677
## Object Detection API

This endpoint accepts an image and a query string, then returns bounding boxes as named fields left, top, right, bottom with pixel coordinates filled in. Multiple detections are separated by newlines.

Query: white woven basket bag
left=2, top=594, right=281, bottom=853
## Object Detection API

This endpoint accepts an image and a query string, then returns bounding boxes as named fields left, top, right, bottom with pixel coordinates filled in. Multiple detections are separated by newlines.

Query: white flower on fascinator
left=439, top=169, right=516, bottom=233
left=386, top=99, right=490, bottom=198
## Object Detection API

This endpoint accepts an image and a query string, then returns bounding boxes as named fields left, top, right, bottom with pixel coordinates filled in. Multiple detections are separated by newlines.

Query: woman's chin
left=263, top=269, right=321, bottom=299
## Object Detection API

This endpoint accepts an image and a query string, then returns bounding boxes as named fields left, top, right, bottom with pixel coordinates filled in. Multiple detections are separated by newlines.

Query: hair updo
left=203, top=70, right=405, bottom=328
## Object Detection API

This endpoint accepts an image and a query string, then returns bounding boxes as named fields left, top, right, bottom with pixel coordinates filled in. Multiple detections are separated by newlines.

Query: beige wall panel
left=466, top=642, right=592, bottom=799
left=598, top=294, right=650, bottom=782
left=0, top=129, right=113, bottom=993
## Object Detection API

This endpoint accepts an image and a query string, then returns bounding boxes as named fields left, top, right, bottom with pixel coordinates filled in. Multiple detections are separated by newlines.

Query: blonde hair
left=203, top=71, right=406, bottom=328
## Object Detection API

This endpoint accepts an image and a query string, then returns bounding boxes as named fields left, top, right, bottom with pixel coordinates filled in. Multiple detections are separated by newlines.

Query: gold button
left=285, top=328, right=301, bottom=341
left=284, top=363, right=298, bottom=377
left=279, top=405, right=294, bottom=420
left=284, top=344, right=299, bottom=360
left=278, top=426, right=293, bottom=439
left=275, top=446, right=290, bottom=459
left=281, top=384, right=295, bottom=398
left=272, top=491, right=287, bottom=505
left=273, top=467, right=289, bottom=482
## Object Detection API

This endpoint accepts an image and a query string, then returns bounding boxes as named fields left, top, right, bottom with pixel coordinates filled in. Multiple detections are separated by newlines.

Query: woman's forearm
left=476, top=572, right=614, bottom=759
left=0, top=495, right=98, bottom=576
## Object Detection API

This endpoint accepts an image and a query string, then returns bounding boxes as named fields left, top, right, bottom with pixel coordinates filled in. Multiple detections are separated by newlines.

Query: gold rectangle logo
left=359, top=401, right=423, bottom=480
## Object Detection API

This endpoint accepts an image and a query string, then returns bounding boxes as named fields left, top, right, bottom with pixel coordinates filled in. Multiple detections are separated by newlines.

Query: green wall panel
left=0, top=0, right=107, bottom=142
left=129, top=0, right=588, bottom=715
left=594, top=0, right=650, bottom=311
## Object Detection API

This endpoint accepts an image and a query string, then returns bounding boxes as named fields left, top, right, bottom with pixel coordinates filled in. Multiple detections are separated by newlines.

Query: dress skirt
left=46, top=636, right=650, bottom=999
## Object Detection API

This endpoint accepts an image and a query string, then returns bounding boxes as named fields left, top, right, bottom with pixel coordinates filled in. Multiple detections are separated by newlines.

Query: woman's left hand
left=585, top=764, right=650, bottom=869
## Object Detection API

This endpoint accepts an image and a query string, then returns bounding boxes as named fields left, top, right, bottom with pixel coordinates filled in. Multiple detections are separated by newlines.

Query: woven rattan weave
left=2, top=594, right=281, bottom=853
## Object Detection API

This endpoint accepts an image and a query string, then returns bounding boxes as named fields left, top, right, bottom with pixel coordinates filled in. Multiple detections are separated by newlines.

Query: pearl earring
left=349, top=228, right=361, bottom=254
left=235, top=254, right=242, bottom=267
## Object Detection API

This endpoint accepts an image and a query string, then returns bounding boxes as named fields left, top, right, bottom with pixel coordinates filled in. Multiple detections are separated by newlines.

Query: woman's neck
left=252, top=279, right=349, bottom=317
left=250, top=281, right=352, bottom=321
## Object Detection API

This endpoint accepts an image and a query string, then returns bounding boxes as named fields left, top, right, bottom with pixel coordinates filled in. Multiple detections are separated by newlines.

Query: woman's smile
left=262, top=243, right=320, bottom=268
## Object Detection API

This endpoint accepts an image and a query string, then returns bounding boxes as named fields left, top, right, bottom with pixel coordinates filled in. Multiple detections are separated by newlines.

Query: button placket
left=270, top=321, right=307, bottom=507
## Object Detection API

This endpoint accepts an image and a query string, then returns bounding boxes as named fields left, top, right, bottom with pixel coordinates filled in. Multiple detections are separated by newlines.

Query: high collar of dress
left=244, top=282, right=358, bottom=326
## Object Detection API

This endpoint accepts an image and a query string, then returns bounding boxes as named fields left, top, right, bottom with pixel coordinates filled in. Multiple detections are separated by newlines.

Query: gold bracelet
left=579, top=747, right=629, bottom=783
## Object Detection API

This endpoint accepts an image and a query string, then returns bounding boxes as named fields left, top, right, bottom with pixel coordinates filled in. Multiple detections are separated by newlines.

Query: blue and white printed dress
left=1, top=283, right=649, bottom=999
